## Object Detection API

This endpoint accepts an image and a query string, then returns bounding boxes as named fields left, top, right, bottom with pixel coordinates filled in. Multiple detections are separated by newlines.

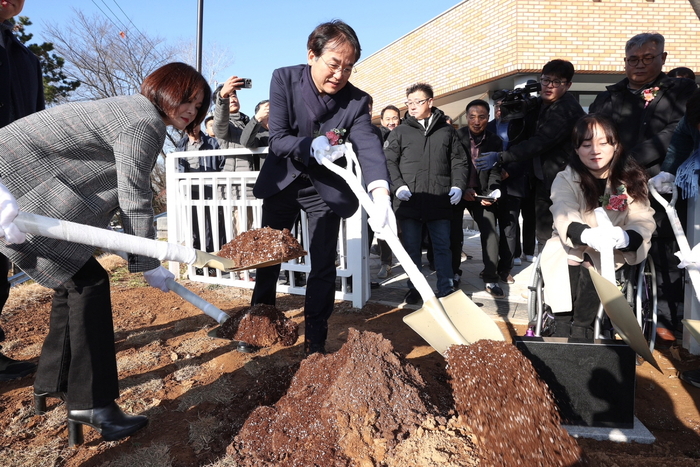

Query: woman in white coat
left=540, top=114, right=656, bottom=338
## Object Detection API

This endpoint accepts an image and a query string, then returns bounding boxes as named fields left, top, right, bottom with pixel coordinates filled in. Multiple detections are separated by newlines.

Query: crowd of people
left=0, top=2, right=698, bottom=446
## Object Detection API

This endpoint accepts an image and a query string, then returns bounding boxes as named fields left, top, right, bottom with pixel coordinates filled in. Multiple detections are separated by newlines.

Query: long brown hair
left=570, top=114, right=648, bottom=211
left=140, top=62, right=211, bottom=134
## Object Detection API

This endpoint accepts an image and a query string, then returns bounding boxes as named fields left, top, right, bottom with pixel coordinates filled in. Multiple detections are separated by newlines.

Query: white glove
left=448, top=187, right=462, bottom=205
left=368, top=192, right=397, bottom=239
left=580, top=227, right=613, bottom=253
left=609, top=226, right=630, bottom=249
left=488, top=189, right=502, bottom=199
left=649, top=171, right=675, bottom=194
left=143, top=266, right=175, bottom=293
left=396, top=185, right=412, bottom=201
left=0, top=181, right=25, bottom=244
left=311, top=135, right=346, bottom=165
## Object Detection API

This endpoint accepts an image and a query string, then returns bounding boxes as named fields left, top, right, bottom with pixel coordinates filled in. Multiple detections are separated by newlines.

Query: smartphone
left=475, top=195, right=497, bottom=203
left=242, top=78, right=253, bottom=89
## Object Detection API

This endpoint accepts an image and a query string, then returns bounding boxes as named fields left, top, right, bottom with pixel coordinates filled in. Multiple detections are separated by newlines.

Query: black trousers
left=497, top=194, right=522, bottom=275
left=534, top=179, right=555, bottom=247
left=251, top=178, right=341, bottom=347
left=0, top=254, right=9, bottom=343
left=34, top=257, right=119, bottom=410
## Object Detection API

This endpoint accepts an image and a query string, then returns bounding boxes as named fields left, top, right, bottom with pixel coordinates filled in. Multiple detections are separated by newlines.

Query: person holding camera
left=213, top=76, right=256, bottom=238
left=476, top=59, right=585, bottom=248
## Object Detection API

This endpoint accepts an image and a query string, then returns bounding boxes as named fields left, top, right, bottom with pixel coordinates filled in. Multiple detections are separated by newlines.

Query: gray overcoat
left=0, top=94, right=164, bottom=288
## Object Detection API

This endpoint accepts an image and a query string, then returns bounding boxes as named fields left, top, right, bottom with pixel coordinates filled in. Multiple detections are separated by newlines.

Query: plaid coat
left=0, top=94, right=165, bottom=288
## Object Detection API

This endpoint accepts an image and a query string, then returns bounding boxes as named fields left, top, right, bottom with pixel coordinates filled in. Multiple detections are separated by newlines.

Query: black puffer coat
left=384, top=107, right=466, bottom=221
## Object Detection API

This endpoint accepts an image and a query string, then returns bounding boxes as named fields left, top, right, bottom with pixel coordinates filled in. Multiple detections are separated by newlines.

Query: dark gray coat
left=0, top=94, right=164, bottom=288
left=384, top=108, right=467, bottom=221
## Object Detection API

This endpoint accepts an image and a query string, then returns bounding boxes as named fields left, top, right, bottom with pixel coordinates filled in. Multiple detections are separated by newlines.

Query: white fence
left=165, top=147, right=372, bottom=308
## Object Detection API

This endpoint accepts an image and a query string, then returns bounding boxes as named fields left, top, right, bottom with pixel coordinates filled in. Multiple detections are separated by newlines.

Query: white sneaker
left=513, top=258, right=522, bottom=266
left=377, top=264, right=391, bottom=279
left=525, top=255, right=535, bottom=262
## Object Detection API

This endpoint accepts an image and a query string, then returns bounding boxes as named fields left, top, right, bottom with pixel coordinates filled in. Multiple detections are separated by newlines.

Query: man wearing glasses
left=384, top=83, right=466, bottom=304
left=476, top=60, right=584, bottom=250
left=590, top=33, right=697, bottom=347
left=589, top=33, right=696, bottom=175
left=251, top=21, right=394, bottom=356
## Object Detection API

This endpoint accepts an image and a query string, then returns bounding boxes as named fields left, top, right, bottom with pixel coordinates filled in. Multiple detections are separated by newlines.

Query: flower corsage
left=599, top=185, right=628, bottom=211
left=325, top=128, right=346, bottom=146
left=641, top=86, right=661, bottom=109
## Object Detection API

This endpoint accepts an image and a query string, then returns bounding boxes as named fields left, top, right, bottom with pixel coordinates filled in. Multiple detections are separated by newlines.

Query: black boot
left=33, top=391, right=67, bottom=415
left=67, top=401, right=148, bottom=446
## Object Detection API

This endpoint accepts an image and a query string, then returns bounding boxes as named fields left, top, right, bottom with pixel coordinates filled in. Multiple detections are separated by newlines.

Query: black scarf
left=300, top=65, right=339, bottom=137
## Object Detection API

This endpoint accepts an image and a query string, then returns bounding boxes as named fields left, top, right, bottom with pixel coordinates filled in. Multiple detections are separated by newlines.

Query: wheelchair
left=526, top=253, right=658, bottom=354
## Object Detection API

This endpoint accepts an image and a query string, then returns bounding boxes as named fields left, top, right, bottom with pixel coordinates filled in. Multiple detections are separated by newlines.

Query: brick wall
left=354, top=0, right=700, bottom=118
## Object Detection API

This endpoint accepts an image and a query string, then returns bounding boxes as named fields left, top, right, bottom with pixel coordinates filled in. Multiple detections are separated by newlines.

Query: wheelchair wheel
left=635, top=257, right=658, bottom=353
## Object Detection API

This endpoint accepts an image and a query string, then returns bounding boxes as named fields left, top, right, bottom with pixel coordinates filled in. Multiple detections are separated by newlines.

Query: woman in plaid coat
left=0, top=62, right=210, bottom=445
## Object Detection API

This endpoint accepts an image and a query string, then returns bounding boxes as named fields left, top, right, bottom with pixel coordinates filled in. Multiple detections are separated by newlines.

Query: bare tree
left=177, top=39, right=235, bottom=92
left=42, top=8, right=177, bottom=101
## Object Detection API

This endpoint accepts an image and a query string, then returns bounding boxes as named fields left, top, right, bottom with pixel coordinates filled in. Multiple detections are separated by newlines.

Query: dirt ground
left=0, top=256, right=699, bottom=466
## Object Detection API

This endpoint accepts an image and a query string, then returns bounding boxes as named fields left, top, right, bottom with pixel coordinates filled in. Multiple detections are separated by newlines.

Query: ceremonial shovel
left=321, top=145, right=505, bottom=356
left=587, top=208, right=661, bottom=372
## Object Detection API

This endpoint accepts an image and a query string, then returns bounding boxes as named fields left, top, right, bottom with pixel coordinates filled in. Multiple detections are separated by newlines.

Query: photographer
left=476, top=59, right=585, bottom=247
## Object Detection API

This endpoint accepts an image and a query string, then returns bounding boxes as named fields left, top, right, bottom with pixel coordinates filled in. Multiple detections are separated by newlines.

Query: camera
left=242, top=78, right=252, bottom=89
left=492, top=80, right=541, bottom=121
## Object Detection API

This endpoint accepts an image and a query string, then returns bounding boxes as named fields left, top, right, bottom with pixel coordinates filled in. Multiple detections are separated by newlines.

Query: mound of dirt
left=227, top=328, right=473, bottom=466
left=218, top=304, right=298, bottom=347
left=217, top=227, right=305, bottom=267
left=446, top=340, right=583, bottom=466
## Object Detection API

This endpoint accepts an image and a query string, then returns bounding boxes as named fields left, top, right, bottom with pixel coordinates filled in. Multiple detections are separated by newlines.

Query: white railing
left=165, top=147, right=371, bottom=308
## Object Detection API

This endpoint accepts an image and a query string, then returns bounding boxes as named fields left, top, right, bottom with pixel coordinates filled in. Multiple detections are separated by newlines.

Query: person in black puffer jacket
left=384, top=83, right=466, bottom=303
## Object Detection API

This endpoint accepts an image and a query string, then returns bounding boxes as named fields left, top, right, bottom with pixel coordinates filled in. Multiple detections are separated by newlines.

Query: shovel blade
left=682, top=319, right=700, bottom=345
left=403, top=290, right=504, bottom=355
left=588, top=267, right=662, bottom=372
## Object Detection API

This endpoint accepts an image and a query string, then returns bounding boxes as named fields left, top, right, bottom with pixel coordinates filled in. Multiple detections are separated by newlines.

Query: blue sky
left=21, top=0, right=460, bottom=116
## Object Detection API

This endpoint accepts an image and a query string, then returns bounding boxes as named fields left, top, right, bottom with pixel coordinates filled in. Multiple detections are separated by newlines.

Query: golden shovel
left=321, top=146, right=504, bottom=355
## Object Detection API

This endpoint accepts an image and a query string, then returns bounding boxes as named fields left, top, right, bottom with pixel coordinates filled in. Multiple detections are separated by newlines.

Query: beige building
left=354, top=0, right=700, bottom=125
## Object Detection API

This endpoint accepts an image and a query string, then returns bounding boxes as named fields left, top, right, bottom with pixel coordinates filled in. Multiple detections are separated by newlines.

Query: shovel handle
left=166, top=278, right=230, bottom=324
left=13, top=211, right=197, bottom=265
left=320, top=155, right=434, bottom=301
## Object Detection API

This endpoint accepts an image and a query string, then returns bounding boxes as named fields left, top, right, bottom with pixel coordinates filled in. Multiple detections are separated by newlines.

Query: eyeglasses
left=625, top=53, right=662, bottom=67
left=404, top=99, right=429, bottom=106
left=540, top=78, right=568, bottom=88
left=319, top=56, right=355, bottom=76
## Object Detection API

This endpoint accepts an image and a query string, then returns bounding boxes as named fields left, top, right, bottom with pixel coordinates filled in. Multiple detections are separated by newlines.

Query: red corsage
left=325, top=128, right=346, bottom=146
left=599, top=185, right=628, bottom=211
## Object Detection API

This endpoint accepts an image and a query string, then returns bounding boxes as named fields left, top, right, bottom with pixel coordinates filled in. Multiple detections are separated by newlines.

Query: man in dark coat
left=458, top=99, right=506, bottom=298
left=384, top=82, right=466, bottom=304
left=0, top=0, right=46, bottom=381
left=590, top=32, right=697, bottom=344
left=250, top=21, right=394, bottom=355
left=476, top=60, right=585, bottom=248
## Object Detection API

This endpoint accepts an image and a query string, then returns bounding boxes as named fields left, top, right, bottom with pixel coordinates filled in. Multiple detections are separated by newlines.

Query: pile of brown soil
left=217, top=227, right=305, bottom=267
left=218, top=304, right=298, bottom=347
left=446, top=340, right=583, bottom=466
left=226, top=328, right=476, bottom=466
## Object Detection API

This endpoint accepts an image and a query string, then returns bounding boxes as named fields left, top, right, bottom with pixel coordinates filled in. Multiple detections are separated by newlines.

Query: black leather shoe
left=0, top=353, right=37, bottom=381
left=34, top=391, right=67, bottom=415
left=403, top=289, right=421, bottom=305
left=67, top=401, right=148, bottom=446
left=304, top=342, right=326, bottom=356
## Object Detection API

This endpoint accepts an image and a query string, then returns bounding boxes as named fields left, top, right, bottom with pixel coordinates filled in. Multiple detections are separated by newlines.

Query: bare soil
left=0, top=256, right=699, bottom=466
